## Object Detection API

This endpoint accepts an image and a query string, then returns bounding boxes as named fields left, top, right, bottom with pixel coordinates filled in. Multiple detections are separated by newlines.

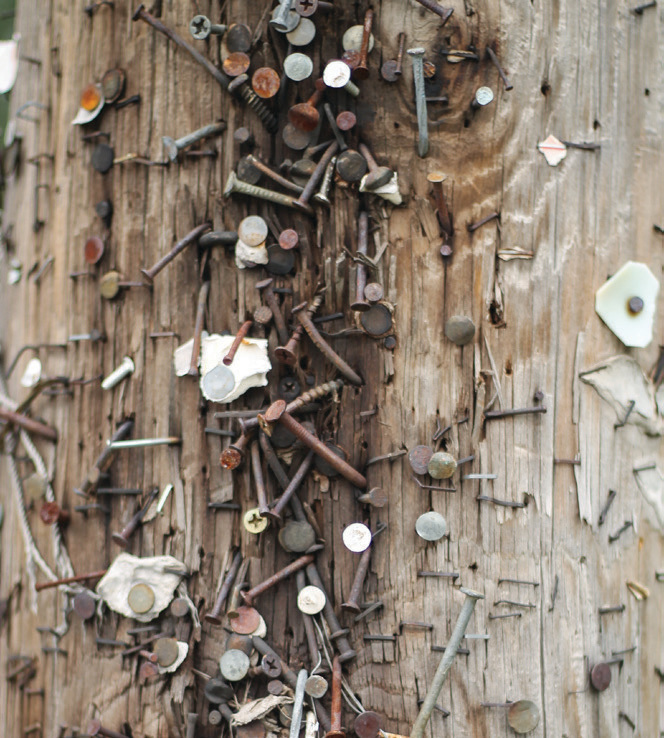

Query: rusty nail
left=353, top=9, right=374, bottom=80
left=141, top=222, right=211, bottom=282
left=206, top=551, right=243, bottom=625
left=223, top=320, right=253, bottom=366
left=187, top=281, right=210, bottom=377
left=256, top=278, right=290, bottom=345
left=111, top=487, right=159, bottom=548
left=241, top=554, right=315, bottom=606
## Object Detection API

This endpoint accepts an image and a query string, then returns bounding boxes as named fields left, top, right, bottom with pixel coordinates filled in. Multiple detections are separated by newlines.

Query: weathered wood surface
left=1, top=1, right=663, bottom=737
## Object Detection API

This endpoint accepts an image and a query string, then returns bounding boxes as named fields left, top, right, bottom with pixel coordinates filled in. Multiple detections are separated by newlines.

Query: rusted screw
left=410, top=588, right=484, bottom=738
left=411, top=0, right=454, bottom=24
left=111, top=487, right=159, bottom=548
left=275, top=325, right=304, bottom=366
left=220, top=431, right=252, bottom=470
left=294, top=302, right=364, bottom=386
left=87, top=720, right=130, bottom=738
left=256, top=278, right=290, bottom=345
left=351, top=212, right=371, bottom=312
left=260, top=400, right=366, bottom=488
left=223, top=320, right=253, bottom=366
left=354, top=9, right=374, bottom=80
left=265, top=450, right=315, bottom=522
left=293, top=140, right=339, bottom=212
left=39, top=502, right=70, bottom=526
left=189, top=14, right=227, bottom=40
left=250, top=442, right=270, bottom=517
left=227, top=74, right=279, bottom=132
left=205, top=551, right=243, bottom=625
left=141, top=223, right=211, bottom=282
left=187, top=281, right=210, bottom=377
left=240, top=554, right=315, bottom=606
left=358, top=144, right=393, bottom=190
left=381, top=32, right=406, bottom=82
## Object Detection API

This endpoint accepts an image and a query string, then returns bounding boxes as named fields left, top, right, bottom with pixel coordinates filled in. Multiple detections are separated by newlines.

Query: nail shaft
left=241, top=554, right=314, bottom=606
left=265, top=450, right=314, bottom=521
left=187, top=281, right=210, bottom=376
left=206, top=551, right=243, bottom=624
left=141, top=222, right=211, bottom=282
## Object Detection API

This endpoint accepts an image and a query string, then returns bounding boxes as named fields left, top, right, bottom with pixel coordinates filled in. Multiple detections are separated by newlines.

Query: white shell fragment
left=20, top=358, right=42, bottom=388
left=0, top=35, right=19, bottom=94
left=158, top=641, right=189, bottom=674
left=235, top=239, right=269, bottom=269
left=359, top=172, right=402, bottom=204
left=537, top=135, right=567, bottom=166
left=71, top=85, right=105, bottom=126
left=96, top=553, right=188, bottom=622
left=595, top=261, right=659, bottom=348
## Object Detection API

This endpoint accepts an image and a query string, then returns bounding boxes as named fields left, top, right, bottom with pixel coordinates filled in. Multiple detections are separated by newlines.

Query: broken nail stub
left=595, top=261, right=659, bottom=347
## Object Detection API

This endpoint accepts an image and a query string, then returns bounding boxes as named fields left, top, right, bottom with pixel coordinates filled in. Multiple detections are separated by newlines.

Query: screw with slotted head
left=259, top=399, right=367, bottom=488
left=189, top=15, right=227, bottom=40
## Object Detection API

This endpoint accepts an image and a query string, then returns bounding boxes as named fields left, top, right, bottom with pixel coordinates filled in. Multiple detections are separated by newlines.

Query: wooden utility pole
left=1, top=1, right=662, bottom=737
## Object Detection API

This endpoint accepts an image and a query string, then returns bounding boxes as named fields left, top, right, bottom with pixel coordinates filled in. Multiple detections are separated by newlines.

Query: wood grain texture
left=0, top=1, right=662, bottom=737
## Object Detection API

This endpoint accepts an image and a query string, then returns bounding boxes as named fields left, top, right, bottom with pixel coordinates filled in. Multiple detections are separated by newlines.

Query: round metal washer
left=127, top=583, right=155, bottom=614
left=590, top=662, right=612, bottom=692
left=297, top=584, right=326, bottom=614
left=427, top=451, right=457, bottom=479
left=282, top=122, right=313, bottom=151
left=304, top=674, right=328, bottom=698
left=286, top=17, right=316, bottom=46
left=284, top=52, right=314, bottom=82
left=336, top=149, right=368, bottom=183
left=342, top=522, right=372, bottom=553
left=314, top=442, right=347, bottom=477
left=73, top=591, right=96, bottom=620
left=220, top=649, right=250, bottom=681
left=354, top=711, right=382, bottom=738
left=238, top=215, right=268, bottom=247
left=409, top=445, right=434, bottom=475
left=271, top=6, right=301, bottom=32
left=202, top=365, right=235, bottom=402
left=154, top=636, right=180, bottom=667
left=360, top=304, right=393, bottom=336
left=226, top=23, right=252, bottom=53
left=415, top=511, right=447, bottom=542
left=342, top=25, right=375, bottom=52
left=91, top=143, right=114, bottom=174
left=507, top=700, right=540, bottom=734
left=279, top=520, right=316, bottom=553
left=266, top=245, right=295, bottom=275
left=101, top=68, right=126, bottom=103
left=205, top=677, right=235, bottom=703
left=230, top=605, right=261, bottom=634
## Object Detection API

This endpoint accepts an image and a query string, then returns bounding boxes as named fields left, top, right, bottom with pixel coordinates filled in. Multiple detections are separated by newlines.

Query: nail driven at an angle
left=598, top=489, right=617, bottom=526
left=296, top=570, right=322, bottom=665
left=276, top=325, right=305, bottom=366
left=35, top=569, right=108, bottom=592
left=467, top=211, right=500, bottom=232
left=294, top=303, right=363, bottom=386
left=411, top=0, right=454, bottom=23
left=609, top=520, right=633, bottom=543
left=141, top=223, right=211, bottom=282
left=111, top=487, right=159, bottom=548
left=162, top=121, right=226, bottom=162
left=246, top=155, right=304, bottom=194
left=251, top=442, right=270, bottom=516
left=407, top=48, right=429, bottom=157
left=108, top=437, right=181, bottom=449
left=358, top=143, right=394, bottom=190
left=306, top=562, right=356, bottom=663
left=484, top=405, right=547, bottom=420
left=265, top=450, right=314, bottom=522
left=410, top=588, right=484, bottom=738
left=206, top=551, right=243, bottom=624
left=76, top=419, right=134, bottom=496
left=485, top=47, right=512, bottom=90
left=257, top=278, right=290, bottom=345
left=294, top=141, right=339, bottom=212
left=260, top=400, right=366, bottom=488
left=314, top=155, right=337, bottom=206
left=188, top=281, right=210, bottom=376
left=324, top=104, right=348, bottom=152
left=223, top=320, right=253, bottom=366
left=0, top=408, right=58, bottom=442
left=342, top=524, right=386, bottom=612
left=241, top=554, right=314, bottom=606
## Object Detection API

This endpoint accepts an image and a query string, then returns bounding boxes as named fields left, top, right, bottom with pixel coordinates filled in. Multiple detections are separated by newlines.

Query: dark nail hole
left=504, top=360, right=512, bottom=375
left=540, top=81, right=551, bottom=96
left=645, top=88, right=650, bottom=96
left=593, top=119, right=601, bottom=129
left=463, top=118, right=470, bottom=128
